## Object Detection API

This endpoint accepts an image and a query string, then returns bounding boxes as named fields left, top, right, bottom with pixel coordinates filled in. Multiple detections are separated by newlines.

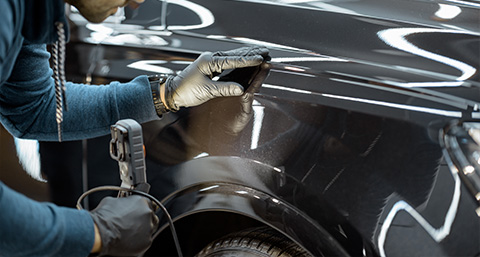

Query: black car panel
left=41, top=0, right=480, bottom=256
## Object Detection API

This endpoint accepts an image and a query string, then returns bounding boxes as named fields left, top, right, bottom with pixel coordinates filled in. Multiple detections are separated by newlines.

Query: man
left=0, top=0, right=269, bottom=256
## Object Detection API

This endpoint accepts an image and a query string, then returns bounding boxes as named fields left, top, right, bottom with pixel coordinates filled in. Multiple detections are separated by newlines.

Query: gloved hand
left=89, top=195, right=159, bottom=256
left=164, top=46, right=269, bottom=111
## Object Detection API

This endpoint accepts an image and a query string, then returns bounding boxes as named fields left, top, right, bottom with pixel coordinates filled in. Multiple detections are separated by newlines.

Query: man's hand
left=89, top=195, right=159, bottom=256
left=163, top=46, right=269, bottom=111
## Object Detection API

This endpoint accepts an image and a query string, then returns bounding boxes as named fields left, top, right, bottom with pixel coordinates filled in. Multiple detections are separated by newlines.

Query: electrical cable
left=76, top=186, right=183, bottom=257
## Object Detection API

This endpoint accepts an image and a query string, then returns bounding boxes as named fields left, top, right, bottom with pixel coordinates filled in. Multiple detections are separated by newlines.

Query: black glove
left=208, top=61, right=272, bottom=137
left=89, top=195, right=159, bottom=256
left=164, top=46, right=269, bottom=111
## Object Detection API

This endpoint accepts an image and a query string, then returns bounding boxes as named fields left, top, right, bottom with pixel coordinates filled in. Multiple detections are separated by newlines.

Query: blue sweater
left=0, top=0, right=158, bottom=256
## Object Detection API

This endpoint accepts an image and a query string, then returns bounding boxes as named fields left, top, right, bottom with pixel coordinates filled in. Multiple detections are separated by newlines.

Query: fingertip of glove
left=233, top=87, right=243, bottom=95
left=234, top=86, right=244, bottom=95
left=249, top=55, right=265, bottom=64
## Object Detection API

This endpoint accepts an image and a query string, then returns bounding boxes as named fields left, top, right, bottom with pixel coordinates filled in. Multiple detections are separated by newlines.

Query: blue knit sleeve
left=0, top=42, right=158, bottom=141
left=0, top=181, right=94, bottom=256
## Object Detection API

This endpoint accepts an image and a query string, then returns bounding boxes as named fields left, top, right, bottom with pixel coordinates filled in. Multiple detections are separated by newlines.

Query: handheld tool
left=77, top=118, right=183, bottom=257
left=109, top=119, right=150, bottom=195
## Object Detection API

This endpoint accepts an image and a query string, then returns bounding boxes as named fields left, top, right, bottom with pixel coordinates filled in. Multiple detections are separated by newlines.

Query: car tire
left=195, top=226, right=312, bottom=257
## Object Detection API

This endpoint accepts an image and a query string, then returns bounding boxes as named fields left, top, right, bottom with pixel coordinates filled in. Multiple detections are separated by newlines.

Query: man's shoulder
left=0, top=0, right=24, bottom=84
left=0, top=0, right=24, bottom=29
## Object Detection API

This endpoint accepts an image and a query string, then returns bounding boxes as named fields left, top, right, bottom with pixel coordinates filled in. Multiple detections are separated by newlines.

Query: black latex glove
left=89, top=195, right=159, bottom=256
left=165, top=46, right=269, bottom=111
left=209, top=61, right=272, bottom=137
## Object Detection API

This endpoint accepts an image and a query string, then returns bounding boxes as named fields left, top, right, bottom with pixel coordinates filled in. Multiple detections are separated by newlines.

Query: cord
left=76, top=186, right=183, bottom=257
left=53, top=21, right=67, bottom=142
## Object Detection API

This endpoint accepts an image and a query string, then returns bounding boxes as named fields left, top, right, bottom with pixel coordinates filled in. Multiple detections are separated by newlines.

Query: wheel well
left=145, top=211, right=264, bottom=256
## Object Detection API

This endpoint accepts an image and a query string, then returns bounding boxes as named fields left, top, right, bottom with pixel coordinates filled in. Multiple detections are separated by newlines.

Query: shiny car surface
left=43, top=0, right=480, bottom=256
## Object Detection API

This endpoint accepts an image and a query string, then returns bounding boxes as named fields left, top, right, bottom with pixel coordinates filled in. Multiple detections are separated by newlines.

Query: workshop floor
left=0, top=125, right=50, bottom=202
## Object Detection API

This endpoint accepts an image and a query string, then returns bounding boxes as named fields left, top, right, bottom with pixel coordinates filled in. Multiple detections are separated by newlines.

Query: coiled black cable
left=76, top=186, right=183, bottom=257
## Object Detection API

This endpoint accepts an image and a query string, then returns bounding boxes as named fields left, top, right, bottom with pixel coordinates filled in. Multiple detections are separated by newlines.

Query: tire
left=195, top=227, right=312, bottom=257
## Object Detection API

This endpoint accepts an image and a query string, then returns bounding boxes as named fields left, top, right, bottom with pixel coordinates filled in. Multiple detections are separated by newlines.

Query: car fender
left=151, top=156, right=351, bottom=256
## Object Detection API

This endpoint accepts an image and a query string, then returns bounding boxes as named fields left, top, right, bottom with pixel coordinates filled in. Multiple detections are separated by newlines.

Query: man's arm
left=0, top=181, right=95, bottom=256
left=0, top=42, right=158, bottom=141
left=0, top=42, right=268, bottom=141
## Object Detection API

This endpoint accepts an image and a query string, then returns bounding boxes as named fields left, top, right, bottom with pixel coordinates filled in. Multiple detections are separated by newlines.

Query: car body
left=41, top=0, right=480, bottom=256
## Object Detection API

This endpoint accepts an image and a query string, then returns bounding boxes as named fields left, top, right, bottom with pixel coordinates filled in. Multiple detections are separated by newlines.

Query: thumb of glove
left=210, top=81, right=244, bottom=97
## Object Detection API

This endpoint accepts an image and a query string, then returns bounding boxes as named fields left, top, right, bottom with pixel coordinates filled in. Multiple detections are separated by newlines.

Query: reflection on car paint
left=378, top=170, right=461, bottom=257
left=378, top=28, right=478, bottom=87
left=321, top=93, right=463, bottom=118
left=434, top=4, right=462, bottom=20
left=127, top=60, right=177, bottom=74
left=445, top=0, right=480, bottom=8
left=251, top=100, right=265, bottom=149
left=271, top=56, right=349, bottom=63
left=262, top=82, right=464, bottom=118
left=54, top=0, right=480, bottom=255
left=263, top=83, right=313, bottom=94
left=163, top=0, right=214, bottom=30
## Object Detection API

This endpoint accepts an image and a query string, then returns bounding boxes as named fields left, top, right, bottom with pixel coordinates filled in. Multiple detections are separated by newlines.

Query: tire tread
left=196, top=227, right=312, bottom=257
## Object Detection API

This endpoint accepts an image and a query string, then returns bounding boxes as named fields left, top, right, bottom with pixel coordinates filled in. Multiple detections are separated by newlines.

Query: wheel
left=195, top=226, right=312, bottom=257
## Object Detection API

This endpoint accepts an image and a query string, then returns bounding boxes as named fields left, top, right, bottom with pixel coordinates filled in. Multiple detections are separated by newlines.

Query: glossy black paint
left=60, top=0, right=480, bottom=256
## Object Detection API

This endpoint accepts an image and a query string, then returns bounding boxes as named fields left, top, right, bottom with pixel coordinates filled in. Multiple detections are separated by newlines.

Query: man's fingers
left=245, top=62, right=271, bottom=94
left=209, top=56, right=264, bottom=73
left=210, top=82, right=244, bottom=97
left=215, top=46, right=269, bottom=57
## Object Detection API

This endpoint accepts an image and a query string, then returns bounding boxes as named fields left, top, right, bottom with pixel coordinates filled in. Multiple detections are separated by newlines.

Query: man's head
left=64, top=0, right=144, bottom=23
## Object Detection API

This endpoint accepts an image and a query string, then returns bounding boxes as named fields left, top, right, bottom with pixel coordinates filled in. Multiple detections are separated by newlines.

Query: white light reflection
left=468, top=126, right=480, bottom=146
left=162, top=0, right=214, bottom=31
left=171, top=60, right=193, bottom=66
left=378, top=171, right=461, bottom=257
left=445, top=0, right=480, bottom=8
left=236, top=0, right=358, bottom=16
left=399, top=81, right=466, bottom=88
left=322, top=93, right=462, bottom=118
left=271, top=57, right=348, bottom=63
left=273, top=167, right=283, bottom=173
left=127, top=60, right=174, bottom=74
left=236, top=190, right=249, bottom=195
left=262, top=83, right=463, bottom=117
left=86, top=23, right=172, bottom=36
left=230, top=37, right=308, bottom=52
left=378, top=28, right=478, bottom=87
left=435, top=4, right=462, bottom=20
left=463, top=165, right=475, bottom=175
left=194, top=152, right=209, bottom=159
left=86, top=23, right=115, bottom=34
left=277, top=0, right=317, bottom=3
left=262, top=84, right=313, bottom=94
left=251, top=100, right=265, bottom=150
left=284, top=66, right=306, bottom=72
left=272, top=69, right=316, bottom=78
left=308, top=1, right=359, bottom=15
left=85, top=22, right=172, bottom=45
left=199, top=185, right=219, bottom=192
left=473, top=151, right=480, bottom=165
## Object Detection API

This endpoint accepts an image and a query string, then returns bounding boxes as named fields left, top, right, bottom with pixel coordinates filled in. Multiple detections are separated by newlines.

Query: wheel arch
left=149, top=181, right=350, bottom=256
